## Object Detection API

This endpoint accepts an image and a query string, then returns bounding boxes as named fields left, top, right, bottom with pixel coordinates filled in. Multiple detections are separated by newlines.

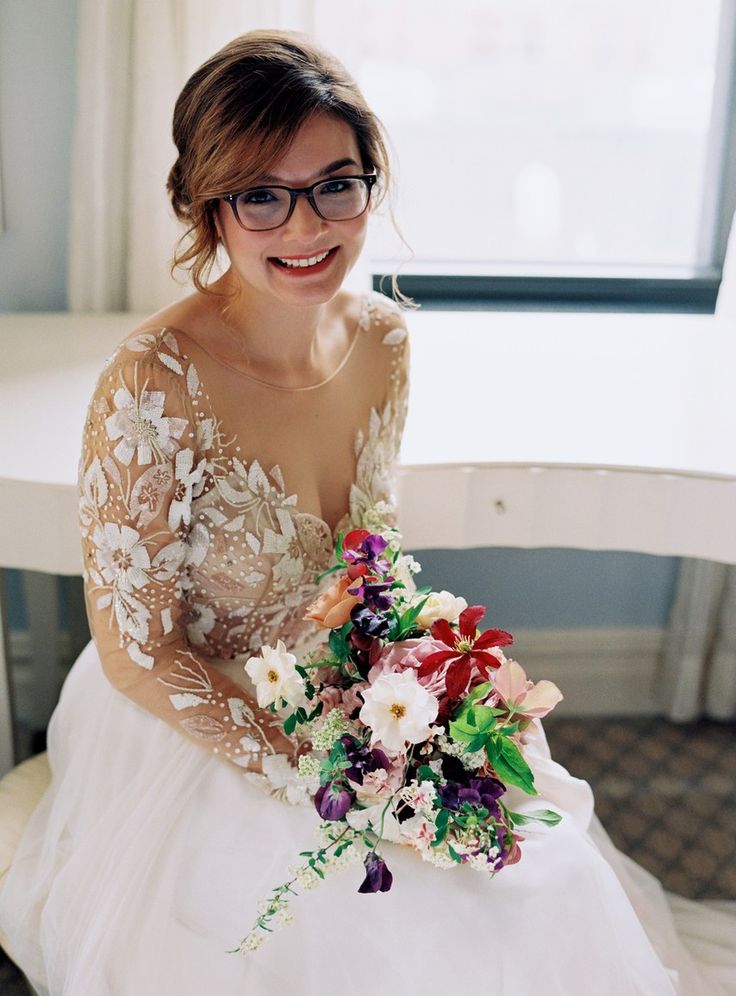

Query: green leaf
left=283, top=713, right=297, bottom=736
left=435, top=808, right=450, bottom=831
left=431, top=823, right=448, bottom=847
left=447, top=844, right=463, bottom=863
left=449, top=713, right=480, bottom=742
left=511, top=808, right=562, bottom=828
left=471, top=704, right=497, bottom=733
left=398, top=595, right=431, bottom=631
left=486, top=736, right=537, bottom=796
left=463, top=735, right=489, bottom=754
left=417, top=764, right=440, bottom=783
left=459, top=681, right=493, bottom=710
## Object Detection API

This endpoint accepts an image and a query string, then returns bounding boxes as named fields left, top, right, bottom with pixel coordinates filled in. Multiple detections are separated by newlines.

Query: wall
left=0, top=0, right=78, bottom=312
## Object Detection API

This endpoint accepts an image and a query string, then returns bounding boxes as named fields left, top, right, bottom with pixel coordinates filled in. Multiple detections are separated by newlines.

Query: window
left=317, top=2, right=736, bottom=310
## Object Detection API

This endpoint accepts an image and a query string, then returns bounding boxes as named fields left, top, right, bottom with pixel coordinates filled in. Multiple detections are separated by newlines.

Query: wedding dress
left=0, top=291, right=734, bottom=995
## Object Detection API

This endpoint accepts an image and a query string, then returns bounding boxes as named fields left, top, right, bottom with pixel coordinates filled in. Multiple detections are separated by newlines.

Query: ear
left=213, top=203, right=224, bottom=242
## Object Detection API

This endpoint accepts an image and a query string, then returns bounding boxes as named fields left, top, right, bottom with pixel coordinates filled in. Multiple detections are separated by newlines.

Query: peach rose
left=304, top=575, right=361, bottom=630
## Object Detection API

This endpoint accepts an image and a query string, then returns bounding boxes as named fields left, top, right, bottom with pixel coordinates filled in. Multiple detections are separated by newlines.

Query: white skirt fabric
left=1, top=641, right=735, bottom=996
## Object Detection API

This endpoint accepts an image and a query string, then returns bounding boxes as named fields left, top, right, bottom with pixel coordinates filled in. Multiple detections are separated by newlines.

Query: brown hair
left=167, top=30, right=402, bottom=300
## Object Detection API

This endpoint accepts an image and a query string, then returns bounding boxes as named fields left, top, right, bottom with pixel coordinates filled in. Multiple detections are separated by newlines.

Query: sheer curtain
left=67, top=0, right=321, bottom=313
left=659, top=209, right=736, bottom=722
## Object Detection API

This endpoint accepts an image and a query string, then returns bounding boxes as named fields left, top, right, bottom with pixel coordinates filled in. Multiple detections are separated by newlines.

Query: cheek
left=343, top=215, right=369, bottom=251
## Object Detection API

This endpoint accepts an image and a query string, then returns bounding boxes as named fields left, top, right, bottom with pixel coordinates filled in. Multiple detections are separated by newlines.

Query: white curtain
left=68, top=0, right=320, bottom=313
left=659, top=208, right=736, bottom=721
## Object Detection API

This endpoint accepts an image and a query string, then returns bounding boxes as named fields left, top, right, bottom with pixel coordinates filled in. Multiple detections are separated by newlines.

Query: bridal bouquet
left=231, top=525, right=563, bottom=954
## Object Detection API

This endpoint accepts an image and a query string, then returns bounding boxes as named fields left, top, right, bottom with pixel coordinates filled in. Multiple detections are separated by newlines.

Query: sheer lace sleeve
left=347, top=295, right=410, bottom=532
left=78, top=330, right=298, bottom=773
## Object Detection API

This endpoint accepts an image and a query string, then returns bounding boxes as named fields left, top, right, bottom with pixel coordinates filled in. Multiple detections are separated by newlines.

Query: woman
left=1, top=29, right=734, bottom=996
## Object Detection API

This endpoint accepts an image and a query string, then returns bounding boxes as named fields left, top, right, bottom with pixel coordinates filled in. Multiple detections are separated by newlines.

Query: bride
left=1, top=29, right=734, bottom=995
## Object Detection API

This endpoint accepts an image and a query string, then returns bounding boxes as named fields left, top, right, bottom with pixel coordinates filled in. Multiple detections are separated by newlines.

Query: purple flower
left=314, top=782, right=354, bottom=821
left=343, top=532, right=389, bottom=567
left=358, top=851, right=393, bottom=893
left=438, top=776, right=505, bottom=813
left=340, top=735, right=390, bottom=785
left=350, top=604, right=390, bottom=639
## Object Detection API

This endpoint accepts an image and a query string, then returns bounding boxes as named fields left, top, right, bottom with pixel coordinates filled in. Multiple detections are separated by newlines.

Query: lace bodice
left=79, top=291, right=409, bottom=772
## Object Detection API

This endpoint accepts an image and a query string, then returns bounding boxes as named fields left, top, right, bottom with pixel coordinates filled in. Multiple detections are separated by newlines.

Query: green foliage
left=416, top=764, right=441, bottom=784
left=431, top=807, right=450, bottom=847
left=328, top=624, right=352, bottom=664
left=449, top=703, right=499, bottom=754
left=485, top=735, right=537, bottom=796
left=508, top=808, right=562, bottom=828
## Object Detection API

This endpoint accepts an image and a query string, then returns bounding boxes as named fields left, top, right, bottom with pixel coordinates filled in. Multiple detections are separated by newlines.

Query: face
left=215, top=113, right=370, bottom=308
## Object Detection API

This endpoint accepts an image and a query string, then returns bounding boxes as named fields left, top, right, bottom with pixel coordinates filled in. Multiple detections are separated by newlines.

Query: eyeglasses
left=222, top=173, right=377, bottom=232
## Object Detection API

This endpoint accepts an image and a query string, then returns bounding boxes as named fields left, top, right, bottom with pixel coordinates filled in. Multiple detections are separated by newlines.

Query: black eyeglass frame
left=222, top=173, right=378, bottom=231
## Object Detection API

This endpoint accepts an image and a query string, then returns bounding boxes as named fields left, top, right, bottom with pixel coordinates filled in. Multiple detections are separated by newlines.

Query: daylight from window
left=318, top=0, right=724, bottom=275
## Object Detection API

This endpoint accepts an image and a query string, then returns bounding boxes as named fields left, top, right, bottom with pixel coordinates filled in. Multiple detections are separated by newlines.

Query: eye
left=319, top=178, right=357, bottom=195
left=240, top=188, right=278, bottom=205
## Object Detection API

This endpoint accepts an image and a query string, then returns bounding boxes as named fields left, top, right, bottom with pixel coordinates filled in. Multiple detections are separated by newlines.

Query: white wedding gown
left=1, top=291, right=734, bottom=995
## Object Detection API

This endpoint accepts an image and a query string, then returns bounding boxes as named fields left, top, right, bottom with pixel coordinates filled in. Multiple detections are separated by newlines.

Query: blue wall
left=0, top=0, right=78, bottom=312
left=412, top=547, right=679, bottom=630
left=0, top=0, right=680, bottom=635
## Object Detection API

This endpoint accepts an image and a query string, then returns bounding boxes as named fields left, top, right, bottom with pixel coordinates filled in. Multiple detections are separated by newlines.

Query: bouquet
left=230, top=525, right=563, bottom=953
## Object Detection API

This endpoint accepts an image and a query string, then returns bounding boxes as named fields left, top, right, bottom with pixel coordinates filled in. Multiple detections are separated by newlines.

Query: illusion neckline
left=158, top=291, right=369, bottom=392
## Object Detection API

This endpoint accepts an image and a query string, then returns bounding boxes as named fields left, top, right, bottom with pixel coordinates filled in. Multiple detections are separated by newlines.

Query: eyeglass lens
left=235, top=177, right=370, bottom=230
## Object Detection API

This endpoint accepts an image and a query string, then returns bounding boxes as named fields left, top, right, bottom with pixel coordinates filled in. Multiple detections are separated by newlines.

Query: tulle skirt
left=1, top=641, right=735, bottom=996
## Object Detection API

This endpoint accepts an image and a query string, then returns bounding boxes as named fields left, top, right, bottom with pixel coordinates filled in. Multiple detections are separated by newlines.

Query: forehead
left=258, top=113, right=362, bottom=185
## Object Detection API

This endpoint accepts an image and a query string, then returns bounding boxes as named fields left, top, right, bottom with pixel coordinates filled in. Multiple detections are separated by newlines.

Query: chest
left=189, top=338, right=392, bottom=535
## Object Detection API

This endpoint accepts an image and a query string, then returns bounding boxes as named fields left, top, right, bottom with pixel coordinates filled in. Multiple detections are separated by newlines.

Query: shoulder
left=89, top=324, right=202, bottom=437
left=359, top=289, right=409, bottom=339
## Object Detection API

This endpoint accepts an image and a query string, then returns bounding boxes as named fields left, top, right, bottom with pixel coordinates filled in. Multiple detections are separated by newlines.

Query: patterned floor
left=544, top=716, right=736, bottom=901
left=1, top=717, right=734, bottom=990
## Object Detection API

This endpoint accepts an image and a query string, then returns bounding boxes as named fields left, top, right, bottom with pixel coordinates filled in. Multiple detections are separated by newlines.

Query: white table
left=1, top=309, right=735, bottom=774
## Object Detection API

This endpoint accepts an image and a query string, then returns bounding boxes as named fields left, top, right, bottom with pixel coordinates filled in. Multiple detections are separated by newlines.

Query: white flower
left=392, top=554, right=420, bottom=601
left=345, top=802, right=403, bottom=843
left=399, top=812, right=437, bottom=851
left=399, top=780, right=437, bottom=815
left=93, top=522, right=150, bottom=592
left=415, top=590, right=468, bottom=630
left=359, top=670, right=439, bottom=753
left=261, top=754, right=312, bottom=806
left=168, top=449, right=205, bottom=530
left=244, top=639, right=306, bottom=709
left=105, top=384, right=187, bottom=466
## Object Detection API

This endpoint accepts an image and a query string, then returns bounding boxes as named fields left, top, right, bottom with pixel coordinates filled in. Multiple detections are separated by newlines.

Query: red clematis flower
left=417, top=605, right=514, bottom=700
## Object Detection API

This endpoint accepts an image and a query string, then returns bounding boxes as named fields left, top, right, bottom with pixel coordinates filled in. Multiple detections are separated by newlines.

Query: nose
left=281, top=193, right=328, bottom=242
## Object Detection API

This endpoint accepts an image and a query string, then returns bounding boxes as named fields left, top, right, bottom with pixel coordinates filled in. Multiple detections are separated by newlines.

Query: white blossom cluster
left=311, top=708, right=351, bottom=750
left=435, top=733, right=487, bottom=770
left=297, top=754, right=322, bottom=779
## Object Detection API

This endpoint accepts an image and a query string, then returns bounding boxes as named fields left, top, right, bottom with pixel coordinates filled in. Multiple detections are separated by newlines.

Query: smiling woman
left=1, top=27, right=735, bottom=996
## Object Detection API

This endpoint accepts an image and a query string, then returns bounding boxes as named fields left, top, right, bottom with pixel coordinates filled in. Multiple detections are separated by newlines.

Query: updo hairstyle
left=167, top=30, right=392, bottom=295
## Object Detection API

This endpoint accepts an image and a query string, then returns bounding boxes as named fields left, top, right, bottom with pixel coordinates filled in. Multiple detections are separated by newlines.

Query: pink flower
left=493, top=659, right=563, bottom=722
left=352, top=757, right=406, bottom=805
left=369, top=637, right=451, bottom=697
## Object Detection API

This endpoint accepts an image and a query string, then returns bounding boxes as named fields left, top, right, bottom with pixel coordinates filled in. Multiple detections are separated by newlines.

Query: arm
left=79, top=334, right=298, bottom=773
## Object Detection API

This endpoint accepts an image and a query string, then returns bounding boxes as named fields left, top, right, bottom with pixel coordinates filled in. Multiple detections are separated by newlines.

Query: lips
left=269, top=246, right=339, bottom=274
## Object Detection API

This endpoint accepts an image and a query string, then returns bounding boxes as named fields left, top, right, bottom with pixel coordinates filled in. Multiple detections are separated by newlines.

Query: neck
left=210, top=269, right=338, bottom=382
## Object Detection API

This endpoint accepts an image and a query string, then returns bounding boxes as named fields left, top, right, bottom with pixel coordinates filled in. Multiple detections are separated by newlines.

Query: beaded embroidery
left=79, top=291, right=409, bottom=770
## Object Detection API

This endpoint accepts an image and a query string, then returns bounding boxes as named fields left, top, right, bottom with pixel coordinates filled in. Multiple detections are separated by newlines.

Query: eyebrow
left=255, top=158, right=361, bottom=186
